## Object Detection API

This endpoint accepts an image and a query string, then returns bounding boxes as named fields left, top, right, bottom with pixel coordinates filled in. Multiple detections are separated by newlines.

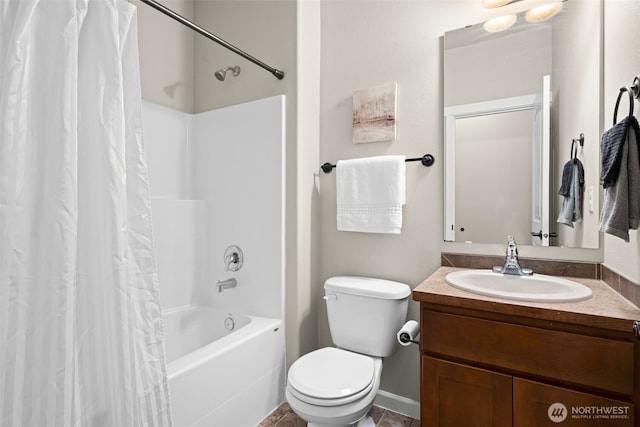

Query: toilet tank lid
left=324, top=276, right=411, bottom=300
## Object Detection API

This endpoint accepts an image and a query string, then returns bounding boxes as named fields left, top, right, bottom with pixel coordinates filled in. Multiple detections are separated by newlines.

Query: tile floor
left=259, top=403, right=420, bottom=427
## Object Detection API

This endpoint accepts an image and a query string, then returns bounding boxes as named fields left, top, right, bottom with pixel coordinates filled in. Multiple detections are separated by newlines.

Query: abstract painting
left=352, top=83, right=397, bottom=143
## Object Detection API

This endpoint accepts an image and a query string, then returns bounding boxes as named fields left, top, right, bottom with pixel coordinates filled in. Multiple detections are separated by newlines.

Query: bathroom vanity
left=413, top=266, right=640, bottom=426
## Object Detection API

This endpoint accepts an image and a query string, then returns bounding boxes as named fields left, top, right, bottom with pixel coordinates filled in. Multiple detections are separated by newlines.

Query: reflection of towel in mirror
left=599, top=122, right=640, bottom=241
left=557, top=159, right=584, bottom=228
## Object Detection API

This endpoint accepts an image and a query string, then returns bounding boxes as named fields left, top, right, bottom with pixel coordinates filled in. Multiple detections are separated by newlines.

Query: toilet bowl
left=286, top=347, right=382, bottom=427
left=286, top=276, right=411, bottom=427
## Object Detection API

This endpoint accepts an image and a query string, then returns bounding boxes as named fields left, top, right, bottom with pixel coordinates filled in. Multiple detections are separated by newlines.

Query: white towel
left=336, top=155, right=406, bottom=234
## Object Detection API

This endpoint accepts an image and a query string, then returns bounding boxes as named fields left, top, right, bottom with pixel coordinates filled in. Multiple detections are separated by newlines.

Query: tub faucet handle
left=224, top=245, right=243, bottom=271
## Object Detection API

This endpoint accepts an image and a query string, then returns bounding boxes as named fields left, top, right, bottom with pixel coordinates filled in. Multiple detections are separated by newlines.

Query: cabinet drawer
left=422, top=310, right=635, bottom=395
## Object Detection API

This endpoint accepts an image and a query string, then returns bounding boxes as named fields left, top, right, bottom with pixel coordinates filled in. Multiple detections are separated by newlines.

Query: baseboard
left=374, top=389, right=420, bottom=420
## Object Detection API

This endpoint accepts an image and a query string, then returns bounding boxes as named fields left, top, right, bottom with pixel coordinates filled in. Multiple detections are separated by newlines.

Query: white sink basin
left=445, top=269, right=593, bottom=303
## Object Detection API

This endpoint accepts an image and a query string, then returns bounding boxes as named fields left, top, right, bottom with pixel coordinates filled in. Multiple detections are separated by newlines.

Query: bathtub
left=163, top=305, right=284, bottom=427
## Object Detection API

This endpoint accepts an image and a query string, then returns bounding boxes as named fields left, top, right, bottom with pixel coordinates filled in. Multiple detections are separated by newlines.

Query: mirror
left=443, top=0, right=602, bottom=249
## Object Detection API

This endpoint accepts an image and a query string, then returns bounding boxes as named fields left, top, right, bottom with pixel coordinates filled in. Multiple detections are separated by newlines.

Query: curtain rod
left=138, top=0, right=285, bottom=80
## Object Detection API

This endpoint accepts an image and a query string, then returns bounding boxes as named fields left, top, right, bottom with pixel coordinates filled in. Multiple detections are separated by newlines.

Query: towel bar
left=321, top=154, right=435, bottom=174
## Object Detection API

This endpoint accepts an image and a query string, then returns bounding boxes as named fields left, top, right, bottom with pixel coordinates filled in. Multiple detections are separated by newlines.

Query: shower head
left=214, top=66, right=241, bottom=81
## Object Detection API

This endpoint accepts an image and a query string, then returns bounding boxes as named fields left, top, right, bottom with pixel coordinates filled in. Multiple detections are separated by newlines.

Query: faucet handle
left=506, top=235, right=519, bottom=258
left=224, top=245, right=243, bottom=272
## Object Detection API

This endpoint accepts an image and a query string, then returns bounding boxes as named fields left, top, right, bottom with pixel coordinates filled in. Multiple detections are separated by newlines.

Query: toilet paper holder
left=398, top=332, right=419, bottom=345
left=397, top=320, right=420, bottom=346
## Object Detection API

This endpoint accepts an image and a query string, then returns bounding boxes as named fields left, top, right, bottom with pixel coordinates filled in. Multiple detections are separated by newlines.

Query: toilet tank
left=324, top=276, right=411, bottom=357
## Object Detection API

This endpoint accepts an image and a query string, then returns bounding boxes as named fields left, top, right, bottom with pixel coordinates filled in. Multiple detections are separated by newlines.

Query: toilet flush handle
left=323, top=294, right=337, bottom=302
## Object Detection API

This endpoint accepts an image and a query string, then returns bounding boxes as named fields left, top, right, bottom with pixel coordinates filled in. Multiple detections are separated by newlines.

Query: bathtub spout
left=217, top=278, right=237, bottom=293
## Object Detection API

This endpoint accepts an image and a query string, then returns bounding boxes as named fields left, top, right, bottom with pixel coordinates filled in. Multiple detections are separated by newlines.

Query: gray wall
left=132, top=0, right=195, bottom=112
left=552, top=0, right=602, bottom=249
left=319, top=0, right=483, bottom=404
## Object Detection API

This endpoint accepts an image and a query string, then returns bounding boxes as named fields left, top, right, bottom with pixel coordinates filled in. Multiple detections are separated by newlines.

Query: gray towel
left=599, top=123, right=640, bottom=241
left=557, top=159, right=584, bottom=227
left=558, top=160, right=573, bottom=197
left=601, top=116, right=640, bottom=188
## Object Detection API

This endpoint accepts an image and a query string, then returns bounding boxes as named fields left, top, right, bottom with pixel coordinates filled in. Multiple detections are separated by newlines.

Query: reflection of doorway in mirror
left=455, top=111, right=533, bottom=244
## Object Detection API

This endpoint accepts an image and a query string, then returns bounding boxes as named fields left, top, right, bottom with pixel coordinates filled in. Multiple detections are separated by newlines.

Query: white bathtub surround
left=164, top=305, right=284, bottom=426
left=151, top=199, right=206, bottom=309
left=143, top=96, right=285, bottom=426
left=143, top=101, right=193, bottom=199
left=163, top=305, right=251, bottom=365
left=192, top=95, right=286, bottom=319
left=0, top=1, right=171, bottom=425
left=143, top=96, right=285, bottom=317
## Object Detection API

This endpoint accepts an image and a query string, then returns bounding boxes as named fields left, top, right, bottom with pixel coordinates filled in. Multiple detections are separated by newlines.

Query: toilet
left=286, top=276, right=411, bottom=427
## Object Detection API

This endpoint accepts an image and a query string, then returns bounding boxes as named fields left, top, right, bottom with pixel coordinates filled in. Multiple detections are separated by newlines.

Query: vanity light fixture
left=482, top=0, right=513, bottom=8
left=483, top=14, right=517, bottom=32
left=525, top=1, right=563, bottom=23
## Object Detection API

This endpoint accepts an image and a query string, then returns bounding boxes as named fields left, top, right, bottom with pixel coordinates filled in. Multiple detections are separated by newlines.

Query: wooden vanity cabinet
left=513, top=379, right=634, bottom=427
left=419, top=304, right=638, bottom=427
left=422, top=356, right=512, bottom=426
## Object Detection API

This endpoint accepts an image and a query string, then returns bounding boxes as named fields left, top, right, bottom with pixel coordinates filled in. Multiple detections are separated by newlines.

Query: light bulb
left=483, top=14, right=517, bottom=32
left=525, top=2, right=563, bottom=23
left=482, top=0, right=513, bottom=8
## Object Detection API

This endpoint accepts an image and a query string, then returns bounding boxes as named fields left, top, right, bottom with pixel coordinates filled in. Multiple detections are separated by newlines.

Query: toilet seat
left=287, top=347, right=375, bottom=407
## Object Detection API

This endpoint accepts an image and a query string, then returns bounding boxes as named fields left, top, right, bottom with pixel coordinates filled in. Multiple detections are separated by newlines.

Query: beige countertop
left=413, top=267, right=640, bottom=333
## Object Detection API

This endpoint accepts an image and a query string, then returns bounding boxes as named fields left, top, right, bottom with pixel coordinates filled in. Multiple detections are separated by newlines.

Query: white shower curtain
left=0, top=1, right=172, bottom=426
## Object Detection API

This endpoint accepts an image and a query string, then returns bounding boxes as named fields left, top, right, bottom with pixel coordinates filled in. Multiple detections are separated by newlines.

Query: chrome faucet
left=492, top=236, right=533, bottom=276
left=217, top=278, right=237, bottom=293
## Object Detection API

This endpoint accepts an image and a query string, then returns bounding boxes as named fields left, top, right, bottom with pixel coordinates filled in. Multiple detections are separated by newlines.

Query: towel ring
left=570, top=133, right=584, bottom=160
left=613, top=86, right=634, bottom=125
left=631, top=76, right=640, bottom=99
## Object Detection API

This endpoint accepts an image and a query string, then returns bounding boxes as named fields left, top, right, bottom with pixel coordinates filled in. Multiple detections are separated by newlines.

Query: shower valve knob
left=224, top=245, right=243, bottom=271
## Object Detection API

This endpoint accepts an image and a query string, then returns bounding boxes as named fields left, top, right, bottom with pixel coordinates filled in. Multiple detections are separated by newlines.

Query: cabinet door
left=422, top=356, right=512, bottom=427
left=514, top=378, right=634, bottom=427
